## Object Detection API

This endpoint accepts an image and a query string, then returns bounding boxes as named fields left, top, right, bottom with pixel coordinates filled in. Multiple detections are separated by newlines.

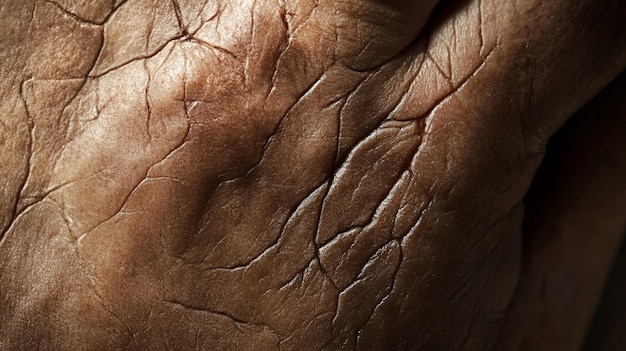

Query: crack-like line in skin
left=316, top=120, right=423, bottom=251
left=313, top=190, right=341, bottom=293
left=0, top=80, right=35, bottom=247
left=163, top=299, right=249, bottom=325
left=268, top=0, right=290, bottom=100
left=70, top=46, right=192, bottom=245
left=478, top=0, right=485, bottom=56
left=330, top=246, right=384, bottom=326
left=390, top=171, right=416, bottom=235
left=427, top=50, right=452, bottom=82
left=354, top=239, right=403, bottom=347
left=42, top=0, right=124, bottom=26
left=321, top=134, right=425, bottom=317
left=327, top=167, right=413, bottom=255
left=41, top=194, right=127, bottom=336
left=143, top=59, right=153, bottom=140
left=243, top=0, right=258, bottom=92
left=15, top=80, right=34, bottom=209
left=200, top=181, right=328, bottom=271
left=347, top=124, right=416, bottom=203
left=91, top=0, right=230, bottom=79
left=75, top=119, right=191, bottom=245
left=267, top=0, right=321, bottom=101
left=314, top=80, right=386, bottom=251
left=171, top=0, right=185, bottom=33
left=43, top=0, right=93, bottom=23
left=7, top=166, right=119, bottom=235
left=311, top=87, right=370, bottom=241
left=163, top=299, right=283, bottom=339
left=320, top=50, right=428, bottom=195
left=55, top=30, right=105, bottom=140
left=49, top=1, right=148, bottom=143
left=86, top=0, right=214, bottom=78
left=184, top=34, right=240, bottom=62
left=84, top=280, right=138, bottom=346
left=332, top=71, right=372, bottom=167
left=308, top=52, right=451, bottom=292
left=187, top=75, right=330, bottom=260
left=318, top=124, right=417, bottom=254
left=422, top=44, right=497, bottom=122
left=217, top=69, right=327, bottom=187
left=349, top=197, right=433, bottom=346
left=90, top=32, right=187, bottom=79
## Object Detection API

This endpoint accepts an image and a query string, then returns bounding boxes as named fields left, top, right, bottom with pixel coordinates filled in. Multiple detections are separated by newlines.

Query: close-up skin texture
left=1, top=0, right=625, bottom=350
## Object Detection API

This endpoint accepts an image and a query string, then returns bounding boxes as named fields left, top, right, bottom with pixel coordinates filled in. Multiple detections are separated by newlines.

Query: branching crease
left=76, top=121, right=190, bottom=245
left=91, top=35, right=185, bottom=78
left=43, top=0, right=103, bottom=26
left=221, top=70, right=327, bottom=187
left=355, top=240, right=403, bottom=347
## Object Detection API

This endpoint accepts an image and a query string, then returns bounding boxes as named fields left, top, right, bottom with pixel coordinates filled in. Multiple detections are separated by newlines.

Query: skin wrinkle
left=477, top=0, right=484, bottom=55
left=266, top=36, right=313, bottom=109
left=12, top=81, right=33, bottom=216
left=318, top=124, right=424, bottom=288
left=416, top=43, right=496, bottom=122
left=41, top=7, right=106, bottom=152
left=144, top=59, right=153, bottom=139
left=220, top=69, right=327, bottom=187
left=1, top=0, right=625, bottom=349
left=163, top=299, right=275, bottom=332
left=268, top=0, right=289, bottom=100
left=200, top=180, right=324, bottom=272
left=313, top=185, right=342, bottom=293
left=0, top=80, right=38, bottom=243
left=90, top=34, right=186, bottom=79
left=184, top=94, right=336, bottom=265
left=355, top=239, right=403, bottom=336
left=245, top=0, right=258, bottom=91
left=352, top=193, right=430, bottom=349
left=318, top=78, right=428, bottom=239
left=23, top=2, right=101, bottom=78
left=75, top=113, right=191, bottom=244
left=381, top=49, right=427, bottom=121
left=59, top=44, right=184, bottom=236
left=278, top=217, right=330, bottom=290
left=390, top=171, right=420, bottom=239
left=163, top=184, right=334, bottom=332
left=330, top=240, right=402, bottom=348
left=321, top=117, right=426, bottom=246
left=171, top=0, right=185, bottom=32
left=322, top=20, right=490, bottom=344
left=88, top=1, right=186, bottom=78
left=88, top=282, right=139, bottom=346
left=42, top=0, right=103, bottom=26
left=17, top=78, right=98, bottom=210
left=332, top=72, right=368, bottom=166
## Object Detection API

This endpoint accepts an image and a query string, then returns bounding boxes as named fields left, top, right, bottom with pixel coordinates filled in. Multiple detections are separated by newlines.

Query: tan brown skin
left=0, top=0, right=625, bottom=349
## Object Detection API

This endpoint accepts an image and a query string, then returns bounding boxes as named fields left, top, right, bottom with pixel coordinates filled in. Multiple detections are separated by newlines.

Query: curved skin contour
left=1, top=0, right=625, bottom=350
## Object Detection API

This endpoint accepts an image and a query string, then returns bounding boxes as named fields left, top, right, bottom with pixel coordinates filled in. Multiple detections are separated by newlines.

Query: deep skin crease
left=0, top=0, right=625, bottom=350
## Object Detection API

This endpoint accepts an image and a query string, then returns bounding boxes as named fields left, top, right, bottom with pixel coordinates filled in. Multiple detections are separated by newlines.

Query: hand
left=1, top=0, right=625, bottom=349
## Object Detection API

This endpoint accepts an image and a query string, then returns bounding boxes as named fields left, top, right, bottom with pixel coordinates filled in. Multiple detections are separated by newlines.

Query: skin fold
left=0, top=0, right=624, bottom=349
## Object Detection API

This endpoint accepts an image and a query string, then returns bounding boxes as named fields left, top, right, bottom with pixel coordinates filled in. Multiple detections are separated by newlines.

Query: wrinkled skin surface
left=1, top=0, right=626, bottom=349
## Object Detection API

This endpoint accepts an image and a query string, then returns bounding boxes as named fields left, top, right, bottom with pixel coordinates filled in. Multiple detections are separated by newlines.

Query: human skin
left=0, top=0, right=625, bottom=350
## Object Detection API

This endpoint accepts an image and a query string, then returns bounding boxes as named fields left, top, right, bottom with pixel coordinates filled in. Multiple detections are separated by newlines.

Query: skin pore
left=0, top=0, right=625, bottom=349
